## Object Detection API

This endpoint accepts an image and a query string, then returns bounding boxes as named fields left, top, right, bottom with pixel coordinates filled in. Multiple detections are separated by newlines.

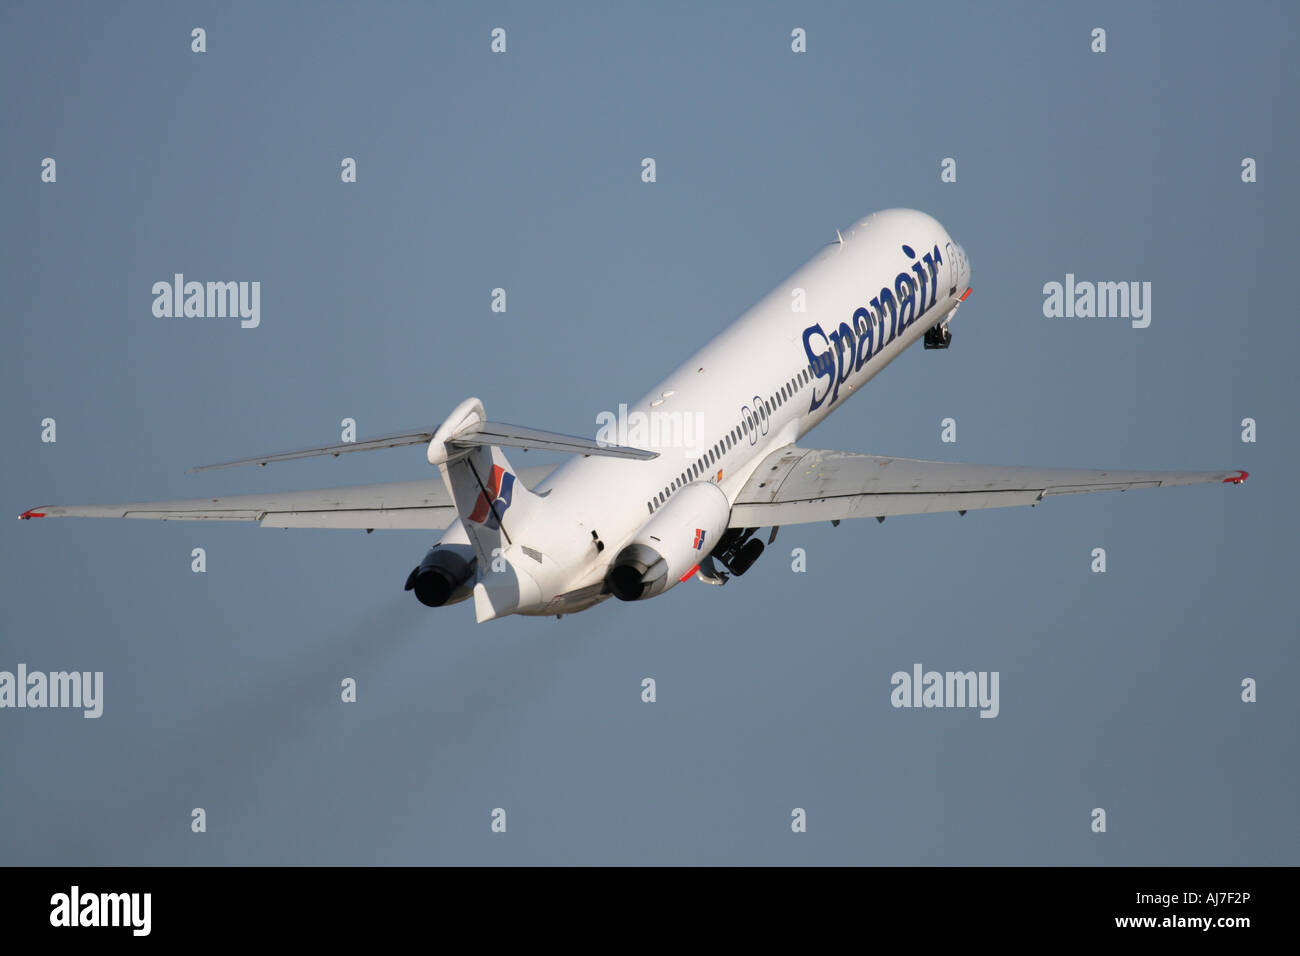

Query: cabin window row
left=644, top=365, right=817, bottom=514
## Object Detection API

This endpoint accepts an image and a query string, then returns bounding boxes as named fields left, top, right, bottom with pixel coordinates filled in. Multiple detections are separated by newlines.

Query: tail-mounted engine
left=404, top=543, right=476, bottom=607
left=605, top=482, right=730, bottom=601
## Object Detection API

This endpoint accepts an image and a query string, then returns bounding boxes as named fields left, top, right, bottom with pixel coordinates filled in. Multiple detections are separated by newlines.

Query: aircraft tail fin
left=428, top=397, right=619, bottom=569
left=437, top=440, right=541, bottom=567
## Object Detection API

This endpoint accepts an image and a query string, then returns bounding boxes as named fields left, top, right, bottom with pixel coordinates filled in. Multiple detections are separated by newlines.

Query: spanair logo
left=692, top=528, right=706, bottom=550
left=802, top=242, right=944, bottom=412
left=468, top=465, right=515, bottom=530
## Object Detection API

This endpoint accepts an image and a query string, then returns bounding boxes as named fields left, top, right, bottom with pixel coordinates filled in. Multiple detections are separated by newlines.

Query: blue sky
left=1, top=0, right=1295, bottom=864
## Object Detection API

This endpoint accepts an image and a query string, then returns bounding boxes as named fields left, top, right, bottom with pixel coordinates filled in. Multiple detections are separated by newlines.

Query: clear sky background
left=2, top=0, right=1295, bottom=865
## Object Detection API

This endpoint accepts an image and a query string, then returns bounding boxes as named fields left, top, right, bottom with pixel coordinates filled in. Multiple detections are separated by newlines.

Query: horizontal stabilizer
left=190, top=416, right=656, bottom=472
left=190, top=429, right=436, bottom=472
left=453, top=421, right=657, bottom=460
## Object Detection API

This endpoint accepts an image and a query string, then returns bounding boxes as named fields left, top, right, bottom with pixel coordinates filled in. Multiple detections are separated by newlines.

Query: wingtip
left=1223, top=470, right=1249, bottom=484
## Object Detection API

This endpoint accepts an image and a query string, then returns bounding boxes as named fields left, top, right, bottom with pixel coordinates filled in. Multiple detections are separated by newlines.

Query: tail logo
left=468, top=465, right=516, bottom=530
left=692, top=528, right=706, bottom=550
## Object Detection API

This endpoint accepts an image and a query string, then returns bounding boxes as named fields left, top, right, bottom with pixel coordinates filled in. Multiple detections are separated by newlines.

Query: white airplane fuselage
left=450, top=209, right=972, bottom=620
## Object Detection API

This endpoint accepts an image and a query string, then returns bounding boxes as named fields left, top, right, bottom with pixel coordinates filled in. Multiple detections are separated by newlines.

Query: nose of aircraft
left=954, top=242, right=971, bottom=291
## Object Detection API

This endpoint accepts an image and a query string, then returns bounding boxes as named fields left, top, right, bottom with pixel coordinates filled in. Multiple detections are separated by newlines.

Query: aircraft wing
left=729, top=446, right=1247, bottom=527
left=19, top=465, right=558, bottom=531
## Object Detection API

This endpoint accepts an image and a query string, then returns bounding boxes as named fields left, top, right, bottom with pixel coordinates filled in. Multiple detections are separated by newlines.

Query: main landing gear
left=697, top=527, right=769, bottom=585
left=924, top=324, right=952, bottom=349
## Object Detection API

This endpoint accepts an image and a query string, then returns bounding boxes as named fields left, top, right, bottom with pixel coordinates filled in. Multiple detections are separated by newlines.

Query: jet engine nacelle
left=606, top=481, right=730, bottom=601
left=405, top=543, right=476, bottom=607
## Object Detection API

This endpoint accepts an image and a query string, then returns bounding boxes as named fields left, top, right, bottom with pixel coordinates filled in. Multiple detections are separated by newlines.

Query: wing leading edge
left=730, top=446, right=1247, bottom=527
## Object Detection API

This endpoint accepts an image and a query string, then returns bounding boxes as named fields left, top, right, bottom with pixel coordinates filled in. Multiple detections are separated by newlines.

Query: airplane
left=20, top=209, right=1247, bottom=622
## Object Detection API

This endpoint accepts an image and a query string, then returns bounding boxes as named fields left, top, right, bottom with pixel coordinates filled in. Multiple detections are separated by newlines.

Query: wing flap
left=731, top=490, right=1043, bottom=526
left=261, top=508, right=455, bottom=530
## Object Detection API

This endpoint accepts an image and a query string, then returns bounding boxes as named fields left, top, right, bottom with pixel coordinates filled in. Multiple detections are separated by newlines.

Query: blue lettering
left=910, top=261, right=928, bottom=320
left=925, top=245, right=942, bottom=308
left=852, top=307, right=874, bottom=371
left=895, top=274, right=917, bottom=331
left=802, top=324, right=834, bottom=411
left=797, top=240, right=943, bottom=398
left=827, top=321, right=856, bottom=405
left=870, top=289, right=897, bottom=345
